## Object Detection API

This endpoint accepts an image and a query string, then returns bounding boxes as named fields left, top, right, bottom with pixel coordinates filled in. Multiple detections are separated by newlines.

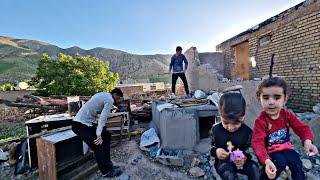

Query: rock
left=156, top=149, right=184, bottom=166
left=279, top=170, right=288, bottom=179
left=119, top=174, right=130, bottom=180
left=315, top=159, right=320, bottom=165
left=236, top=173, right=248, bottom=180
left=209, top=160, right=214, bottom=166
left=221, top=78, right=230, bottom=83
left=276, top=178, right=285, bottom=180
left=194, top=90, right=206, bottom=99
left=17, top=82, right=29, bottom=90
left=136, top=155, right=142, bottom=160
left=131, top=158, right=138, bottom=165
left=191, top=158, right=201, bottom=167
left=189, top=167, right=205, bottom=177
left=182, top=150, right=194, bottom=155
left=296, top=112, right=318, bottom=121
left=313, top=103, right=320, bottom=115
left=3, top=162, right=10, bottom=167
left=0, top=151, right=9, bottom=161
left=306, top=171, right=318, bottom=180
left=302, top=159, right=313, bottom=170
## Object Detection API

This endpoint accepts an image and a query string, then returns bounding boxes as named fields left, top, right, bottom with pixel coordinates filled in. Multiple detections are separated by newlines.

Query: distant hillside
left=0, top=36, right=172, bottom=84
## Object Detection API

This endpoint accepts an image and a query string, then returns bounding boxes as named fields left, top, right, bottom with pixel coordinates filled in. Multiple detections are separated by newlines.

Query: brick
left=217, top=2, right=320, bottom=112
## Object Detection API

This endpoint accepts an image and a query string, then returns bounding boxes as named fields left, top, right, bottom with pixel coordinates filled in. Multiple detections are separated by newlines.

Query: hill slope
left=0, top=36, right=172, bottom=84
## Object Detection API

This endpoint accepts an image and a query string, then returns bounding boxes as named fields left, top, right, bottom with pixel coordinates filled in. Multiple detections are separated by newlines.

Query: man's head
left=176, top=46, right=182, bottom=55
left=110, top=88, right=123, bottom=102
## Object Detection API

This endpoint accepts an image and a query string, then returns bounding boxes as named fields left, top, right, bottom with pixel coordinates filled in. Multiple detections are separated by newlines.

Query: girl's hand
left=304, top=139, right=319, bottom=156
left=265, top=159, right=277, bottom=179
left=216, top=148, right=230, bottom=160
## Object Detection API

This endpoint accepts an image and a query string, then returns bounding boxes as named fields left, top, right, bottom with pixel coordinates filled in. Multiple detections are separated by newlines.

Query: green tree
left=34, top=53, right=120, bottom=96
left=0, top=83, right=13, bottom=91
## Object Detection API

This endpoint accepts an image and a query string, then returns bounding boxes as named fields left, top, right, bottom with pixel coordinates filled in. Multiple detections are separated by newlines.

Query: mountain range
left=0, top=36, right=215, bottom=84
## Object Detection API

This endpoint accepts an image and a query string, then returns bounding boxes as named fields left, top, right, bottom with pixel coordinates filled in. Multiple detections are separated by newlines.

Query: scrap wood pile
left=130, top=102, right=152, bottom=121
left=0, top=95, right=92, bottom=117
left=0, top=95, right=67, bottom=110
left=169, top=98, right=209, bottom=107
left=126, top=90, right=170, bottom=122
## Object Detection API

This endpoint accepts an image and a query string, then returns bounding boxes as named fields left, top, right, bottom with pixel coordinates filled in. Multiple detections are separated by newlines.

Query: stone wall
left=184, top=47, right=220, bottom=93
left=199, top=52, right=225, bottom=75
left=217, top=0, right=320, bottom=112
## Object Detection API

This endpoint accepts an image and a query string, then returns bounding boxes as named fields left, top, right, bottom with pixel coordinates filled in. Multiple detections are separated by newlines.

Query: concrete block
left=156, top=149, right=184, bottom=166
left=0, top=151, right=9, bottom=161
left=159, top=108, right=198, bottom=149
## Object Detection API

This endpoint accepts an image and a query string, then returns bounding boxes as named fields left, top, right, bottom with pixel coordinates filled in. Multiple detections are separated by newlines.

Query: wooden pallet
left=105, top=112, right=131, bottom=143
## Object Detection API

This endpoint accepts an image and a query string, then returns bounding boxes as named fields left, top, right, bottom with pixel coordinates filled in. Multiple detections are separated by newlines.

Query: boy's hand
left=216, top=148, right=229, bottom=160
left=234, top=156, right=247, bottom=167
left=265, top=159, right=277, bottom=179
left=304, top=139, right=318, bottom=156
left=94, top=135, right=103, bottom=145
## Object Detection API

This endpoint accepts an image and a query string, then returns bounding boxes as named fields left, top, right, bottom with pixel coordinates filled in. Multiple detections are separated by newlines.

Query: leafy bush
left=0, top=83, right=13, bottom=91
left=33, top=53, right=120, bottom=96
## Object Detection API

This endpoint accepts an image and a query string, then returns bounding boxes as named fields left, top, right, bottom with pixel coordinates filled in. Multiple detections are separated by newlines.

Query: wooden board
left=36, top=138, right=56, bottom=180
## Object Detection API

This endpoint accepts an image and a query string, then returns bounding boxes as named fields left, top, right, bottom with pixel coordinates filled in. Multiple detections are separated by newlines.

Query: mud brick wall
left=217, top=0, right=320, bottom=112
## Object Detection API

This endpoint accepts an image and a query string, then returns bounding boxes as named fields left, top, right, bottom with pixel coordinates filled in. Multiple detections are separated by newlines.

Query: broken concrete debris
left=296, top=112, right=319, bottom=121
left=194, top=90, right=207, bottom=99
left=302, top=158, right=313, bottom=170
left=189, top=166, right=205, bottom=177
left=0, top=150, right=9, bottom=161
left=156, top=149, right=184, bottom=167
left=191, top=158, right=201, bottom=167
left=119, top=174, right=130, bottom=180
left=313, top=103, right=320, bottom=115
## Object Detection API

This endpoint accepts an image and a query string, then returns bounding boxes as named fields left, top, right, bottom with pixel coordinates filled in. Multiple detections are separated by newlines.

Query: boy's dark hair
left=256, top=77, right=290, bottom=100
left=176, top=46, right=182, bottom=52
left=219, top=92, right=246, bottom=122
left=111, top=88, right=123, bottom=97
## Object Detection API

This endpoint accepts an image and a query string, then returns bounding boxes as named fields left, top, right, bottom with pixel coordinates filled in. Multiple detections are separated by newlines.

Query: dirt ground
left=87, top=140, right=196, bottom=180
left=1, top=86, right=320, bottom=179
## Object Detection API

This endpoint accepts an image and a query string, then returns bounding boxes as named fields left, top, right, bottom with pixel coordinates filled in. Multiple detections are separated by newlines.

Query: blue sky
left=0, top=0, right=304, bottom=54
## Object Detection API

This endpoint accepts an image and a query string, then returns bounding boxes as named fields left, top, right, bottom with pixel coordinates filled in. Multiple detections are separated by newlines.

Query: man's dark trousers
left=72, top=121, right=111, bottom=174
left=172, top=72, right=189, bottom=95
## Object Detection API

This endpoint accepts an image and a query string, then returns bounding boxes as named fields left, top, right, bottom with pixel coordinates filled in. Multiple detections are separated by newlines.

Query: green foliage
left=33, top=53, right=120, bottom=96
left=0, top=83, right=13, bottom=91
left=0, top=125, right=26, bottom=141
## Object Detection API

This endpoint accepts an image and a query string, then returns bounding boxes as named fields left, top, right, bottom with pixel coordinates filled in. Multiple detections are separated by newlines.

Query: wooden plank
left=41, top=130, right=76, bottom=143
left=0, top=126, right=72, bottom=146
left=105, top=122, right=122, bottom=128
left=36, top=138, right=57, bottom=180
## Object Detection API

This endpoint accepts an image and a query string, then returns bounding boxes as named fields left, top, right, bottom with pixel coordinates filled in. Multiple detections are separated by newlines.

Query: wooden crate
left=36, top=130, right=84, bottom=180
left=26, top=113, right=73, bottom=167
left=106, top=112, right=131, bottom=142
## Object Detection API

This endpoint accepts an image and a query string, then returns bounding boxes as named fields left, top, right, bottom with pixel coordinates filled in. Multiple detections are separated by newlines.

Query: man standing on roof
left=169, top=46, right=189, bottom=96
